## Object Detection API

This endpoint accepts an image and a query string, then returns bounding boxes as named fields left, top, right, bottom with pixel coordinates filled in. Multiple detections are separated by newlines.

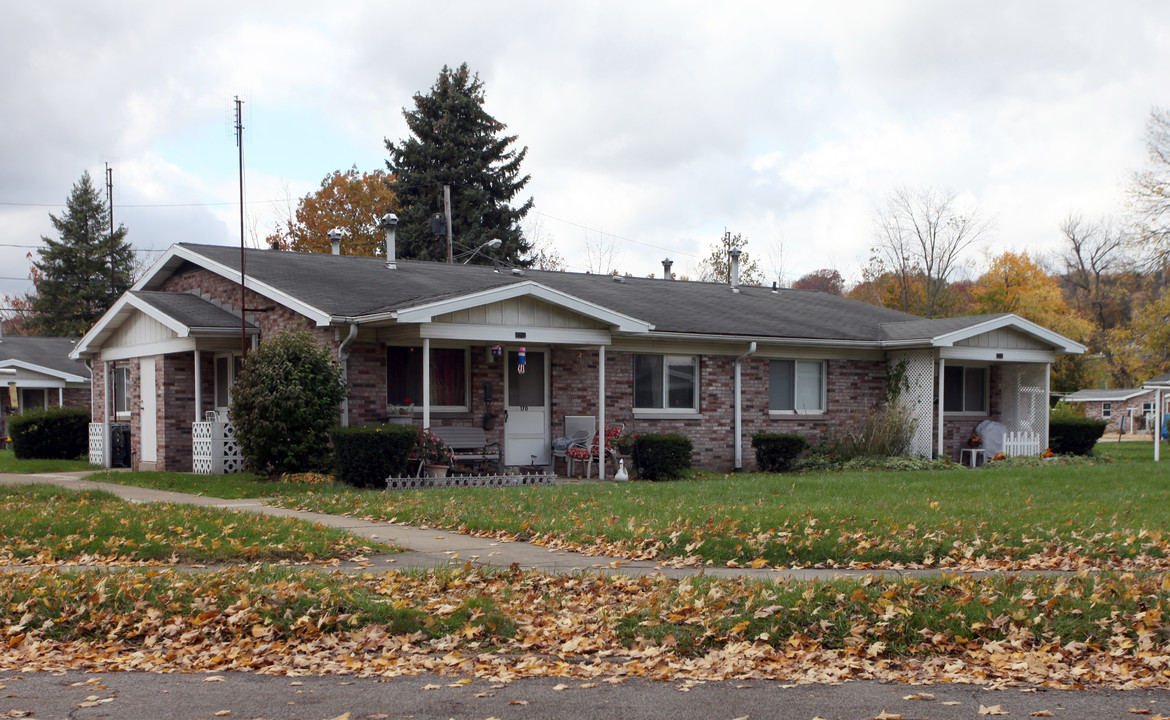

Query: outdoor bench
left=431, top=426, right=501, bottom=471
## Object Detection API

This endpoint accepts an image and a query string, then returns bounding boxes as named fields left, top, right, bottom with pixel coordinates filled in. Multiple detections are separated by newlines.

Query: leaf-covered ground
left=1, top=567, right=1168, bottom=689
left=271, top=461, right=1170, bottom=571
left=0, top=485, right=393, bottom=565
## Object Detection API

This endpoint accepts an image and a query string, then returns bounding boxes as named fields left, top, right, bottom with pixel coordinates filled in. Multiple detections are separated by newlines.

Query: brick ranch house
left=70, top=241, right=1084, bottom=474
left=1061, top=387, right=1162, bottom=434
left=1, top=334, right=90, bottom=445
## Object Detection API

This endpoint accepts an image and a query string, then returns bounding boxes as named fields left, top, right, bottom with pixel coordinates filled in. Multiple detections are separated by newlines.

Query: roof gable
left=0, top=336, right=89, bottom=381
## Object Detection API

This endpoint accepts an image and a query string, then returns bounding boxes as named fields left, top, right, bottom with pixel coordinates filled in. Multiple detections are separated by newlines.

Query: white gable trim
left=928, top=315, right=1084, bottom=354
left=0, top=359, right=88, bottom=384
left=388, top=281, right=653, bottom=333
left=136, top=245, right=333, bottom=326
left=72, top=292, right=260, bottom=359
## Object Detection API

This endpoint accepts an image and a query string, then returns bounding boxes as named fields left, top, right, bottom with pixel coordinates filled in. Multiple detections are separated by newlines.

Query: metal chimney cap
left=327, top=228, right=343, bottom=241
left=380, top=213, right=398, bottom=228
left=729, top=248, right=742, bottom=258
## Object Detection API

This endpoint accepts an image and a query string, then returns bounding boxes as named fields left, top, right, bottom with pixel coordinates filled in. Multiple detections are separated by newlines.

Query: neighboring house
left=70, top=241, right=1084, bottom=473
left=0, top=334, right=91, bottom=443
left=1062, top=387, right=1159, bottom=434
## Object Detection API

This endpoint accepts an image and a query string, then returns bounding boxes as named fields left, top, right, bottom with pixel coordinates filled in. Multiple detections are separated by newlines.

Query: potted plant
left=415, top=428, right=455, bottom=477
left=386, top=399, right=415, bottom=425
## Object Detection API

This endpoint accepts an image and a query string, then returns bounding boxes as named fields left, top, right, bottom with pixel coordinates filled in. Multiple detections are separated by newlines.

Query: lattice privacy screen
left=888, top=350, right=936, bottom=458
left=192, top=419, right=244, bottom=474
left=89, top=423, right=105, bottom=466
left=1001, top=363, right=1049, bottom=452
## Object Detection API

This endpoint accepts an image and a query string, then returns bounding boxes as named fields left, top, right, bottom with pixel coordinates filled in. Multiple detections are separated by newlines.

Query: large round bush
left=230, top=329, right=347, bottom=476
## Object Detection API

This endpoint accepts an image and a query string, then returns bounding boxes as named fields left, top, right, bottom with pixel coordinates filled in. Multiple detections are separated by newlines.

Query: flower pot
left=423, top=464, right=449, bottom=478
left=386, top=415, right=414, bottom=425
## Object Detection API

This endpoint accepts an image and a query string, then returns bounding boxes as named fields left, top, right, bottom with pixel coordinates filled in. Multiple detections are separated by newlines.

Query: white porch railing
left=1002, top=431, right=1042, bottom=457
left=192, top=412, right=244, bottom=474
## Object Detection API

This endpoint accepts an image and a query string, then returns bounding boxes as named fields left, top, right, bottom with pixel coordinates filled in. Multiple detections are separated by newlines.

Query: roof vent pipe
left=380, top=214, right=399, bottom=270
left=662, top=258, right=673, bottom=279
left=328, top=228, right=343, bottom=256
left=729, top=248, right=742, bottom=290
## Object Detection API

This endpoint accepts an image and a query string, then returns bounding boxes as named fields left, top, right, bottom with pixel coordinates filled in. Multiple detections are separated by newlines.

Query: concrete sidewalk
left=1, top=471, right=991, bottom=581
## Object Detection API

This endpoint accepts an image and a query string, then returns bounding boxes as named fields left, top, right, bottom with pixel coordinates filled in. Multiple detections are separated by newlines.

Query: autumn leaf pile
left=0, top=485, right=387, bottom=565
left=2, top=566, right=1169, bottom=689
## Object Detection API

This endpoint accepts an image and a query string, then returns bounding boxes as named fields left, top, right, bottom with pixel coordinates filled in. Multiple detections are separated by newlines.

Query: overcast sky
left=2, top=1, right=1167, bottom=303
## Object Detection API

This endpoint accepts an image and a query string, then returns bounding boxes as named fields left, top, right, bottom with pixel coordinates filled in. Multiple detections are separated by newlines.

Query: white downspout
left=1157, top=387, right=1162, bottom=463
left=337, top=323, right=359, bottom=427
left=937, top=357, right=946, bottom=459
left=734, top=342, right=757, bottom=470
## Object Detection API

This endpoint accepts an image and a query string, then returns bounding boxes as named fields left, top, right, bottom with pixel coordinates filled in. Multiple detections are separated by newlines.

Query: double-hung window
left=112, top=365, right=131, bottom=418
left=634, top=355, right=698, bottom=410
left=386, top=346, right=468, bottom=410
left=1101, top=402, right=1112, bottom=419
left=769, top=359, right=825, bottom=413
left=942, top=365, right=988, bottom=414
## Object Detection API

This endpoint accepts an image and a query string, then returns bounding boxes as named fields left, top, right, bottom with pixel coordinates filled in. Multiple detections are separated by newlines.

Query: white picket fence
left=1002, top=431, right=1042, bottom=457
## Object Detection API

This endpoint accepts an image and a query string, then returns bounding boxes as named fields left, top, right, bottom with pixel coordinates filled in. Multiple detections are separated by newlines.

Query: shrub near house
left=8, top=406, right=90, bottom=460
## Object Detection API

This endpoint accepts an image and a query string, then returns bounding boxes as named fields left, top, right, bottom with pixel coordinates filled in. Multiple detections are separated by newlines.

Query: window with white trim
left=1101, top=402, right=1112, bottom=419
left=386, top=346, right=469, bottom=410
left=214, top=354, right=243, bottom=412
left=769, top=359, right=826, bottom=413
left=943, top=365, right=987, bottom=414
left=112, top=365, right=131, bottom=417
left=634, top=355, right=698, bottom=410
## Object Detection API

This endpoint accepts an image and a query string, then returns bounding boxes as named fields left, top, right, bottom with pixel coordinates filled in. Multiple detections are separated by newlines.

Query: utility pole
left=105, top=163, right=115, bottom=302
left=444, top=184, right=453, bottom=263
left=235, top=96, right=247, bottom=361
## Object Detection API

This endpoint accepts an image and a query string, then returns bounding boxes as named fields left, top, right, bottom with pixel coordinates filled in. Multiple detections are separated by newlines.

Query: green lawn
left=82, top=468, right=340, bottom=499
left=0, top=449, right=96, bottom=474
left=0, top=484, right=395, bottom=564
left=269, top=449, right=1170, bottom=570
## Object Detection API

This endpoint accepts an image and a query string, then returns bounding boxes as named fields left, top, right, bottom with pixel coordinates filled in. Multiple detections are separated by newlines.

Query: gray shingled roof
left=0, top=336, right=89, bottom=379
left=132, top=291, right=257, bottom=331
left=1145, top=372, right=1170, bottom=386
left=167, top=244, right=1029, bottom=344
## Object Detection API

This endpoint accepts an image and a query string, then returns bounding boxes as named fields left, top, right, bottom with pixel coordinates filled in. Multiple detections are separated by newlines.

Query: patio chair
left=565, top=423, right=624, bottom=479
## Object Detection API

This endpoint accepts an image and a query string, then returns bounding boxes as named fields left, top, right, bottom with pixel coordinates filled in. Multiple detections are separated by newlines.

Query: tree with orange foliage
left=265, top=167, right=396, bottom=256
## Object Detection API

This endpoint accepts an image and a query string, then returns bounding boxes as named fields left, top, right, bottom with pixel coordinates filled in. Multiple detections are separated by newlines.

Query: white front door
left=139, top=357, right=157, bottom=464
left=504, top=349, right=550, bottom=467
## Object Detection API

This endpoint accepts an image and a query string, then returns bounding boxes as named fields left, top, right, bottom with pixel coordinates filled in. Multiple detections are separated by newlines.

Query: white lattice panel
left=889, top=350, right=936, bottom=458
left=1001, top=363, right=1049, bottom=454
left=89, top=423, right=104, bottom=466
left=191, top=420, right=245, bottom=474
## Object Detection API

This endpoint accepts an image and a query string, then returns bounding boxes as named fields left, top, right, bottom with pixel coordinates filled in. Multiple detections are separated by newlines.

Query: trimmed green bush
left=751, top=432, right=808, bottom=472
left=1049, top=417, right=1108, bottom=456
left=631, top=433, right=693, bottom=481
left=230, top=329, right=348, bottom=476
left=330, top=424, right=416, bottom=488
left=8, top=406, right=90, bottom=460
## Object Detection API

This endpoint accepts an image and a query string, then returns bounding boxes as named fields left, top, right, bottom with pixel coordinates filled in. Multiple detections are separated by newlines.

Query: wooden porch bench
left=432, top=426, right=501, bottom=471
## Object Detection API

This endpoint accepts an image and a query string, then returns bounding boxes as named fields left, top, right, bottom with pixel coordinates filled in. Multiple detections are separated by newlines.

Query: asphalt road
left=1, top=670, right=1168, bottom=720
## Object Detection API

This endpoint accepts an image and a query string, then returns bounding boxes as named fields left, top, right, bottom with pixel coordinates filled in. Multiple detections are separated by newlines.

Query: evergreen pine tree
left=25, top=171, right=133, bottom=336
left=385, top=63, right=533, bottom=266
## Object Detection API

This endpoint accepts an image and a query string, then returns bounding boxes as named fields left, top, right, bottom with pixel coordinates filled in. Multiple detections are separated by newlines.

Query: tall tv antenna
left=105, top=162, right=115, bottom=301
left=234, top=96, right=247, bottom=360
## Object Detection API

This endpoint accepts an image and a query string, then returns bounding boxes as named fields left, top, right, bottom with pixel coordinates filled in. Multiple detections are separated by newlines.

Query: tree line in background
left=5, top=61, right=1169, bottom=396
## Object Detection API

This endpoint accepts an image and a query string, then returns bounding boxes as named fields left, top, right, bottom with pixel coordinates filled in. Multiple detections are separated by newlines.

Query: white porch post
left=422, top=338, right=431, bottom=430
left=1157, top=388, right=1162, bottom=463
left=57, top=388, right=63, bottom=406
left=194, top=350, right=202, bottom=422
left=937, top=357, right=946, bottom=459
left=598, top=346, right=606, bottom=479
left=1043, top=362, right=1051, bottom=451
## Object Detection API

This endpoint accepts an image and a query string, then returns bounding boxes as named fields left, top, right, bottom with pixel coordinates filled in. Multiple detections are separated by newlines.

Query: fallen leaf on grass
left=421, top=684, right=442, bottom=691
left=214, top=712, right=231, bottom=717
left=979, top=705, right=1009, bottom=716
left=552, top=683, right=569, bottom=691
left=579, top=683, right=598, bottom=689
left=1031, top=712, right=1054, bottom=717
left=874, top=712, right=901, bottom=720
left=903, top=693, right=934, bottom=700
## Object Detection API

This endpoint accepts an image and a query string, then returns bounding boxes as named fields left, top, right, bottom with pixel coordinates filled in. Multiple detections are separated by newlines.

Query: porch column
left=103, top=359, right=112, bottom=469
left=58, top=388, right=63, bottom=406
left=422, top=338, right=431, bottom=430
left=598, top=345, right=606, bottom=480
left=1157, top=387, right=1162, bottom=463
left=937, top=357, right=946, bottom=459
left=1043, top=362, right=1051, bottom=452
left=194, top=350, right=202, bottom=422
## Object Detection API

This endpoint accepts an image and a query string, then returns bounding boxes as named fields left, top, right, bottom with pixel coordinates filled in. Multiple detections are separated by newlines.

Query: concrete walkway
left=1, top=471, right=1007, bottom=581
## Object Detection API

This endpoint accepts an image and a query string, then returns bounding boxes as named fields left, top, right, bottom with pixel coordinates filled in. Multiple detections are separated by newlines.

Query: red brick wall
left=1077, top=392, right=1156, bottom=433
left=547, top=349, right=890, bottom=471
